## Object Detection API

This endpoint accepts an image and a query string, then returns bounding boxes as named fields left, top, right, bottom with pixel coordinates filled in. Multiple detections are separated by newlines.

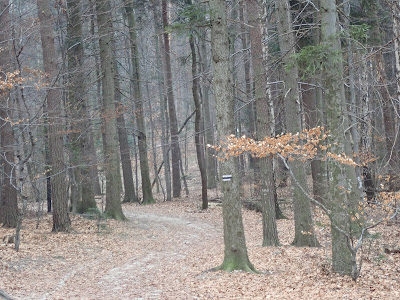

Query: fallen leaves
left=0, top=192, right=399, bottom=299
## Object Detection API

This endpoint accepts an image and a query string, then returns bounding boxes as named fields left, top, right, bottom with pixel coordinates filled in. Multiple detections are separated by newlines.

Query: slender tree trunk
left=360, top=56, right=375, bottom=202
left=392, top=2, right=400, bottom=106
left=95, top=0, right=125, bottom=220
left=162, top=0, right=182, bottom=198
left=123, top=0, right=155, bottom=204
left=260, top=2, right=285, bottom=220
left=199, top=26, right=218, bottom=189
left=276, top=0, right=319, bottom=247
left=247, top=0, right=279, bottom=246
left=189, top=33, right=208, bottom=209
left=114, top=63, right=137, bottom=203
left=149, top=0, right=172, bottom=201
left=210, top=0, right=256, bottom=272
left=301, top=10, right=329, bottom=206
left=89, top=12, right=103, bottom=196
left=37, top=0, right=70, bottom=231
left=344, top=2, right=362, bottom=189
left=376, top=52, right=399, bottom=171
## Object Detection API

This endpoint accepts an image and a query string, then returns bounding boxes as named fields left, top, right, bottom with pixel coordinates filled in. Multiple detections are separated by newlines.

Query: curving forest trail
left=1, top=197, right=399, bottom=299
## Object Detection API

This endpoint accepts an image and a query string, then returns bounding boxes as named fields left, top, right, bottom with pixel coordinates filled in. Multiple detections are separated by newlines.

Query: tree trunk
left=37, top=0, right=70, bottom=231
left=376, top=52, right=399, bottom=172
left=149, top=0, right=172, bottom=201
left=276, top=0, right=319, bottom=247
left=115, top=68, right=138, bottom=204
left=66, top=0, right=97, bottom=213
left=189, top=33, right=208, bottom=209
left=0, top=0, right=18, bottom=228
left=123, top=0, right=155, bottom=204
left=320, top=0, right=360, bottom=276
left=210, top=0, right=256, bottom=272
left=199, top=26, right=218, bottom=189
left=247, top=0, right=279, bottom=246
left=95, top=0, right=125, bottom=220
left=162, top=0, right=182, bottom=198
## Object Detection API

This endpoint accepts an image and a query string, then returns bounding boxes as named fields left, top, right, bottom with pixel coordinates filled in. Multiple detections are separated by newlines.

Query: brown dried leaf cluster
left=210, top=127, right=358, bottom=166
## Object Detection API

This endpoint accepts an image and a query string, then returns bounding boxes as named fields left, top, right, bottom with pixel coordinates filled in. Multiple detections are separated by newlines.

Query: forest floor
left=1, top=181, right=400, bottom=299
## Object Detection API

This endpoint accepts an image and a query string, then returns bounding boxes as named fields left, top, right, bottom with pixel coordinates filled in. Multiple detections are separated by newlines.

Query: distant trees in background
left=1, top=0, right=400, bottom=280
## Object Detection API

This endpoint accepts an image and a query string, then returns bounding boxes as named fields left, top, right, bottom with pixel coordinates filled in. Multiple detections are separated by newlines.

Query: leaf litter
left=0, top=188, right=399, bottom=299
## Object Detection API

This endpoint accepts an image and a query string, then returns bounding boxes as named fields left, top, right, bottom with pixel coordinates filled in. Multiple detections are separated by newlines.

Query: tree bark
left=37, top=0, right=70, bottom=231
left=66, top=0, right=97, bottom=213
left=189, top=33, right=208, bottom=209
left=199, top=26, right=218, bottom=189
left=210, top=0, right=256, bottom=272
left=149, top=0, right=172, bottom=201
left=0, top=0, right=18, bottom=228
left=162, top=0, right=182, bottom=198
left=276, top=0, right=319, bottom=247
left=247, top=0, right=279, bottom=246
left=95, top=0, right=125, bottom=220
left=114, top=62, right=137, bottom=203
left=123, top=0, right=155, bottom=204
left=320, top=0, right=360, bottom=276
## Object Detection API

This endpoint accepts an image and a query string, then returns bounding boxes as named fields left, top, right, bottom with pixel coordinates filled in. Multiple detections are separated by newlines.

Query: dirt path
left=1, top=202, right=225, bottom=300
left=94, top=209, right=220, bottom=299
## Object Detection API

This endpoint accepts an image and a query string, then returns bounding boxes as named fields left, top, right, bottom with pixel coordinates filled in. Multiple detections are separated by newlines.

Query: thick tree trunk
left=210, top=0, right=256, bottom=272
left=0, top=0, right=18, bottom=228
left=320, top=0, right=360, bottom=276
left=247, top=0, right=279, bottom=246
left=162, top=0, right=182, bottom=198
left=276, top=0, right=319, bottom=247
left=123, top=0, right=155, bottom=204
left=95, top=0, right=125, bottom=220
left=66, top=0, right=97, bottom=213
left=37, top=0, right=70, bottom=231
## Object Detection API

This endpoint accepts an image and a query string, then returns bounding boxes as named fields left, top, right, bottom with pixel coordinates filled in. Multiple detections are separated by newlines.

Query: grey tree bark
left=0, top=0, right=17, bottom=228
left=189, top=33, right=208, bottom=209
left=95, top=0, right=126, bottom=219
left=123, top=0, right=155, bottom=204
left=199, top=26, right=218, bottom=189
left=66, top=0, right=97, bottom=213
left=162, top=0, right=182, bottom=198
left=37, top=0, right=71, bottom=231
left=210, top=0, right=256, bottom=272
left=114, top=58, right=137, bottom=203
left=149, top=0, right=172, bottom=201
left=276, top=0, right=319, bottom=247
left=247, top=0, right=279, bottom=246
left=320, top=0, right=361, bottom=275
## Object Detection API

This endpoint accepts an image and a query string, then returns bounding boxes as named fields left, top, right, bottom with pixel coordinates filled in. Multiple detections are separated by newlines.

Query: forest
left=0, top=0, right=400, bottom=299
